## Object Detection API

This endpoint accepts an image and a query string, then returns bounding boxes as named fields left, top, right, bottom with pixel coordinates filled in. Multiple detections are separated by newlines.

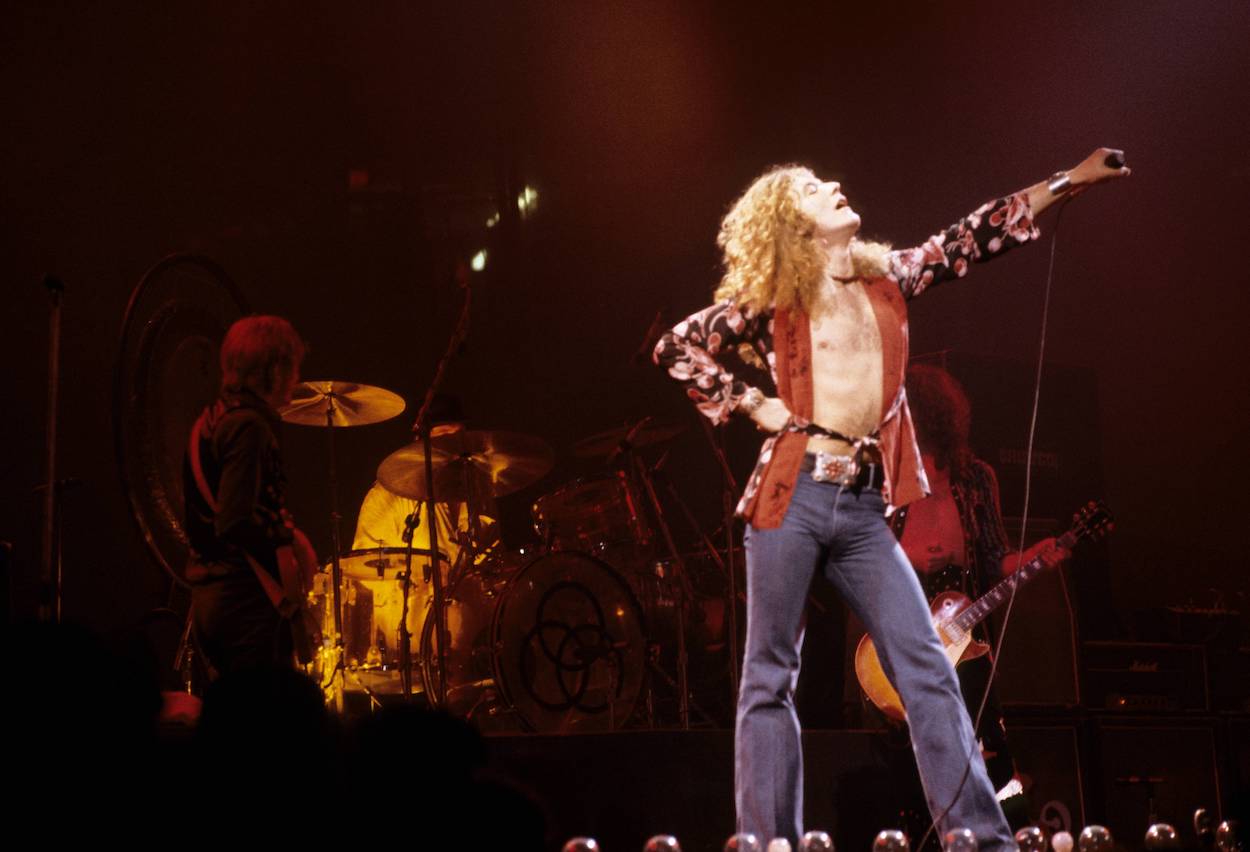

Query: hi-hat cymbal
left=377, top=430, right=554, bottom=501
left=280, top=381, right=406, bottom=427
left=572, top=416, right=686, bottom=459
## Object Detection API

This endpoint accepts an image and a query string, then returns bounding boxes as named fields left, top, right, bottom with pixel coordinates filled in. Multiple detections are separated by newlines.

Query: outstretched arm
left=890, top=147, right=1131, bottom=299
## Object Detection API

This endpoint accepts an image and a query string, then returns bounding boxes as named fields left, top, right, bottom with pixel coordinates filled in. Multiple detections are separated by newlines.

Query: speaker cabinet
left=1006, top=722, right=1086, bottom=835
left=1088, top=718, right=1222, bottom=842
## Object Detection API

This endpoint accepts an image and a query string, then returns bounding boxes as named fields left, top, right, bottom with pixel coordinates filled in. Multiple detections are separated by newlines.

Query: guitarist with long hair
left=184, top=315, right=318, bottom=676
left=891, top=362, right=1068, bottom=827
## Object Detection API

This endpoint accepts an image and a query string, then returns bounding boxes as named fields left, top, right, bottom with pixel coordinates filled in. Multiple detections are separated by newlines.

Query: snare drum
left=314, top=547, right=434, bottom=695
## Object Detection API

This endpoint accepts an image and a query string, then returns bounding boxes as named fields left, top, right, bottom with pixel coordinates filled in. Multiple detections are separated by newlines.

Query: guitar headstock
left=1070, top=500, right=1114, bottom=544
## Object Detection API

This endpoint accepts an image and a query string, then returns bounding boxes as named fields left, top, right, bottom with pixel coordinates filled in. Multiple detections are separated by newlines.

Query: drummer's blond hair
left=714, top=165, right=892, bottom=313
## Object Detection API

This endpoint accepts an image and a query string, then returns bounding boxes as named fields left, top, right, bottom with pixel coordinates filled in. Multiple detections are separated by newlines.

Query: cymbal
left=572, top=417, right=686, bottom=459
left=377, top=430, right=554, bottom=501
left=280, top=381, right=406, bottom=427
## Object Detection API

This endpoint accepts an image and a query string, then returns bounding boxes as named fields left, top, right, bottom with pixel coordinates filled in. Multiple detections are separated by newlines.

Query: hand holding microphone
left=1060, top=147, right=1131, bottom=197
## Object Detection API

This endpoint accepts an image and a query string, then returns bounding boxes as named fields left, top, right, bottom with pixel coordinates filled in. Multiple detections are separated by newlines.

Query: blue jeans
left=736, top=474, right=1014, bottom=850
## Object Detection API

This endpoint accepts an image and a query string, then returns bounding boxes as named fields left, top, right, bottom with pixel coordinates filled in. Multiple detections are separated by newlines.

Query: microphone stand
left=699, top=418, right=741, bottom=699
left=407, top=278, right=471, bottom=705
left=40, top=275, right=64, bottom=624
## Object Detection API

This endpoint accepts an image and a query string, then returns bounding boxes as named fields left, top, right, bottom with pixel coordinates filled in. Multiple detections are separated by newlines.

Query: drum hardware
left=697, top=417, right=743, bottom=699
left=376, top=430, right=555, bottom=503
left=375, top=426, right=555, bottom=703
left=481, top=550, right=648, bottom=732
left=407, top=278, right=472, bottom=707
left=652, top=444, right=743, bottom=704
left=278, top=379, right=422, bottom=706
left=530, top=470, right=652, bottom=561
left=622, top=432, right=696, bottom=729
left=571, top=417, right=687, bottom=460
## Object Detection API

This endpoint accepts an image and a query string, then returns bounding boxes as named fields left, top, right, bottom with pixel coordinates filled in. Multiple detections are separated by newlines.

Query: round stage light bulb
left=562, top=839, right=599, bottom=852
left=766, top=839, right=791, bottom=852
left=1215, top=820, right=1241, bottom=852
left=724, top=833, right=762, bottom=852
left=1144, top=824, right=1179, bottom=850
left=1077, top=825, right=1114, bottom=852
left=873, top=829, right=910, bottom=852
left=644, top=835, right=682, bottom=852
left=470, top=249, right=488, bottom=272
left=942, top=828, right=977, bottom=852
left=1052, top=831, right=1074, bottom=852
left=1015, top=827, right=1046, bottom=852
left=799, top=830, right=834, bottom=852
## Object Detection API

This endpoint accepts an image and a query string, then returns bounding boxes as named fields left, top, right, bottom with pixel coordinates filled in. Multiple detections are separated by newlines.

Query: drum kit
left=280, top=380, right=736, bottom=732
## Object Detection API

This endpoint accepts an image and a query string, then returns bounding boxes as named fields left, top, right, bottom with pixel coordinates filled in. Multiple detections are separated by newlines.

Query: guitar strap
left=187, top=410, right=295, bottom=618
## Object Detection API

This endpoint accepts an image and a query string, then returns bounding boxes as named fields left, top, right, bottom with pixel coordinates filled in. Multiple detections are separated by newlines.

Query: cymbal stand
left=322, top=401, right=349, bottom=709
left=408, top=281, right=471, bottom=706
left=629, top=451, right=692, bottom=729
left=398, top=510, right=420, bottom=698
left=652, top=459, right=744, bottom=696
left=699, top=418, right=742, bottom=698
left=311, top=396, right=388, bottom=710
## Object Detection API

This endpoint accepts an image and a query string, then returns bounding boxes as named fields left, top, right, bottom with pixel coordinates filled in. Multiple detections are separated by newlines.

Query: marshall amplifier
left=1083, top=641, right=1208, bottom=712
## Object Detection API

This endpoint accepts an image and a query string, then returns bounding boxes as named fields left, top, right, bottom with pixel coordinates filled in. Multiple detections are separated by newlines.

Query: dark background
left=3, top=1, right=1247, bottom=639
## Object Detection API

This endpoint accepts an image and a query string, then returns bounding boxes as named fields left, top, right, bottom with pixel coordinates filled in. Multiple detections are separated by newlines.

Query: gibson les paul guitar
left=854, top=500, right=1112, bottom=723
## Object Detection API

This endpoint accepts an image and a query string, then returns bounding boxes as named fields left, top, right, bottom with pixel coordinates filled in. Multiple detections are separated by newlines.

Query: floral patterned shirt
left=654, top=193, right=1039, bottom=528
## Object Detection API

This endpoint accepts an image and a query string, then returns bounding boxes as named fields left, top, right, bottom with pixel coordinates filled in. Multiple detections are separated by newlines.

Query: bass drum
left=493, top=551, right=647, bottom=732
left=418, top=548, right=523, bottom=730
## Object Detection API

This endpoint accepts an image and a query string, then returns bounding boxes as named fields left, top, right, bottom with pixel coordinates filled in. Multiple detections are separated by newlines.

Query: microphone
left=1103, top=150, right=1127, bottom=169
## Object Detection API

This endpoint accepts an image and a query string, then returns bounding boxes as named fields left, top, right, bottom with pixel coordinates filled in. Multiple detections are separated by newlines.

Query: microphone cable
left=917, top=194, right=1073, bottom=851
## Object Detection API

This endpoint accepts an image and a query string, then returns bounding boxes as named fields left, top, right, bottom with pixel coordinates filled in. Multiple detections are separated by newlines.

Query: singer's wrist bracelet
left=739, top=387, right=766, bottom=415
left=1047, top=170, right=1072, bottom=195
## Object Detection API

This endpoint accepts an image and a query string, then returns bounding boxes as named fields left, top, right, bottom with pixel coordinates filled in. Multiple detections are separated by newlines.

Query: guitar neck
left=952, top=528, right=1078, bottom=633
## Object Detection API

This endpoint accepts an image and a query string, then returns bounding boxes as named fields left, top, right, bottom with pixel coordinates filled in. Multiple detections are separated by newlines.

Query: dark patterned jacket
left=184, top=387, right=294, bottom=581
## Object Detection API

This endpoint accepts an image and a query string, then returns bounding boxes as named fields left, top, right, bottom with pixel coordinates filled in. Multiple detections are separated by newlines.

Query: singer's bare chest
left=809, top=280, right=885, bottom=436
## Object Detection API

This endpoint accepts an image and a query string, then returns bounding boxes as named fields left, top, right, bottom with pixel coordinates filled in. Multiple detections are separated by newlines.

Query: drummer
left=352, top=477, right=500, bottom=565
left=343, top=398, right=500, bottom=673
left=352, top=394, right=500, bottom=563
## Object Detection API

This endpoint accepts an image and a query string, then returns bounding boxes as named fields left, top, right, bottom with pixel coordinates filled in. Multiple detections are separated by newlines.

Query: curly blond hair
left=713, top=165, right=892, bottom=313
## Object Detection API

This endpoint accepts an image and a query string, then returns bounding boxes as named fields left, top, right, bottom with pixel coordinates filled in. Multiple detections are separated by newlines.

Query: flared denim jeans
left=735, top=473, right=1014, bottom=850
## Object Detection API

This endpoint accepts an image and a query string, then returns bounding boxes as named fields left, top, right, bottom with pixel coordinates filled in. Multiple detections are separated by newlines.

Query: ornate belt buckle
left=810, top=451, right=859, bottom=486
